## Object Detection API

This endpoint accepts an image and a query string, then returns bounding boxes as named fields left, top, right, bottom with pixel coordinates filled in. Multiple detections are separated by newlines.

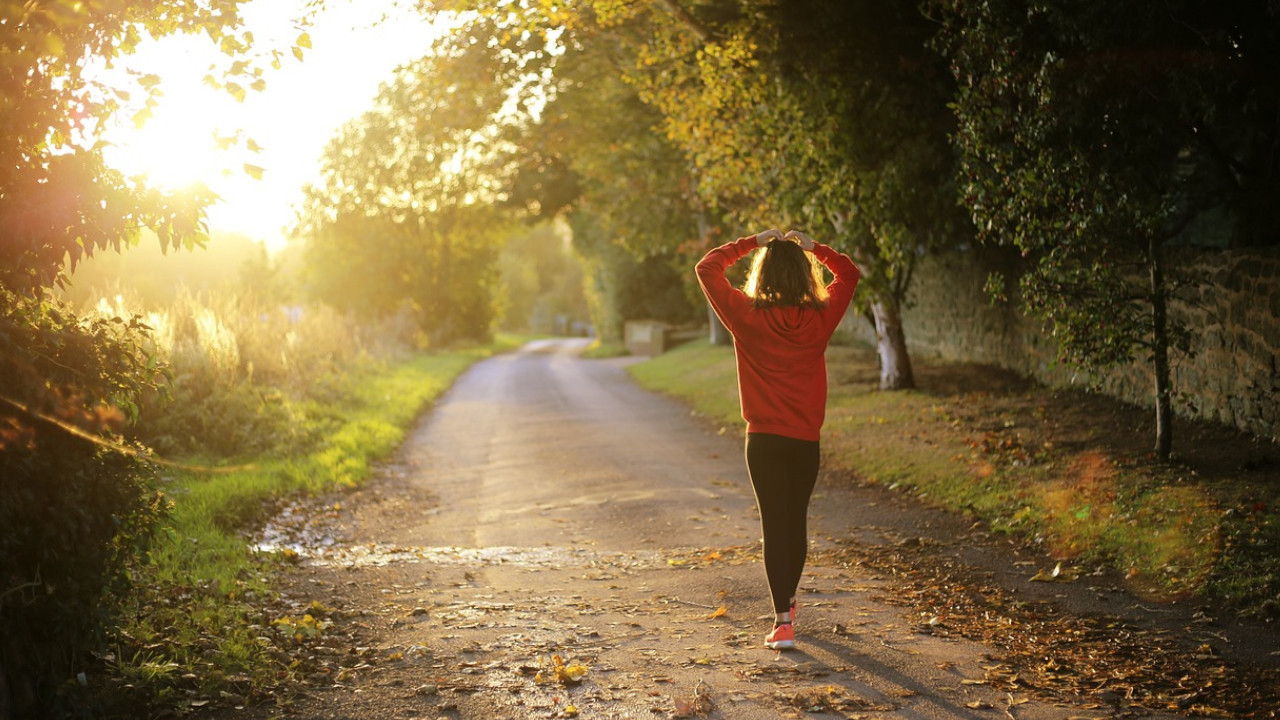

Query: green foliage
left=1, top=287, right=161, bottom=428
left=435, top=0, right=968, bottom=387
left=536, top=33, right=699, bottom=256
left=100, top=285, right=411, bottom=459
left=144, top=378, right=318, bottom=460
left=0, top=3, right=312, bottom=712
left=0, top=429, right=164, bottom=717
left=431, top=8, right=708, bottom=343
left=496, top=222, right=591, bottom=334
left=935, top=0, right=1280, bottom=455
left=938, top=0, right=1165, bottom=369
left=0, top=0, right=275, bottom=294
left=0, top=257, right=169, bottom=720
left=940, top=0, right=1280, bottom=254
left=570, top=214, right=702, bottom=344
left=295, top=47, right=521, bottom=346
left=629, top=2, right=965, bottom=319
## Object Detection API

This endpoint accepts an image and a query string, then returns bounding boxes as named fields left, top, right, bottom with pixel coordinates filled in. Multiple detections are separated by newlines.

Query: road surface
left=250, top=338, right=1204, bottom=719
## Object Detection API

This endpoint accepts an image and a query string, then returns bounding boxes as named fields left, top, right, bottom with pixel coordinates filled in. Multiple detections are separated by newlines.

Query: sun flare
left=113, top=108, right=241, bottom=193
left=96, top=0, right=449, bottom=248
left=101, top=37, right=258, bottom=193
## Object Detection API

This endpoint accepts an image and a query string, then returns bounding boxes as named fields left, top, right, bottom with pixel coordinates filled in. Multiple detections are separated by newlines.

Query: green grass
left=104, top=337, right=525, bottom=712
left=580, top=338, right=630, bottom=359
left=627, top=339, right=743, bottom=428
left=629, top=338, right=1280, bottom=614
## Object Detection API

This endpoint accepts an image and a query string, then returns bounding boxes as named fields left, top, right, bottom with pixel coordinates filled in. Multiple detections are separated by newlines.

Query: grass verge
left=628, top=339, right=1280, bottom=618
left=579, top=339, right=630, bottom=359
left=98, top=336, right=526, bottom=715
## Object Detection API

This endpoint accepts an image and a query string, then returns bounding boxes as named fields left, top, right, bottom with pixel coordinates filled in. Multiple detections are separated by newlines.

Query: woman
left=695, top=228, right=860, bottom=650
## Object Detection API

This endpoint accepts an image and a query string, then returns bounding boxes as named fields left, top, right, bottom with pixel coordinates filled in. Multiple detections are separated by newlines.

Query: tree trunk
left=871, top=296, right=915, bottom=390
left=694, top=205, right=731, bottom=346
left=707, top=302, right=731, bottom=346
left=1149, top=236, right=1173, bottom=460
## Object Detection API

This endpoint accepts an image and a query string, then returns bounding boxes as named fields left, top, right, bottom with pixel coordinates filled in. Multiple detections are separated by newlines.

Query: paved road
left=256, top=338, right=1185, bottom=720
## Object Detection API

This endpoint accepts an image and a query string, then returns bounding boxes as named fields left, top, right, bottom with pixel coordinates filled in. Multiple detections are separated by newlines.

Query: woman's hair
left=743, top=239, right=829, bottom=309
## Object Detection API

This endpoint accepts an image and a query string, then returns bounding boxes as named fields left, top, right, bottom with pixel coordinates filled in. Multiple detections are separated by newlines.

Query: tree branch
left=1190, top=125, right=1244, bottom=192
left=654, top=0, right=715, bottom=43
left=0, top=395, right=253, bottom=474
left=0, top=577, right=43, bottom=605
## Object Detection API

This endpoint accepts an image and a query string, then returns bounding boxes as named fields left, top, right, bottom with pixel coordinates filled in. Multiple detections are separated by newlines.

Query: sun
left=96, top=0, right=452, bottom=248
left=102, top=41, right=252, bottom=193
left=112, top=105, right=243, bottom=193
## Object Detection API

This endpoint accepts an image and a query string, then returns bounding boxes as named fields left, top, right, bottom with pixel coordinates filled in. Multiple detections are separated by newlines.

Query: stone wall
left=843, top=244, right=1280, bottom=441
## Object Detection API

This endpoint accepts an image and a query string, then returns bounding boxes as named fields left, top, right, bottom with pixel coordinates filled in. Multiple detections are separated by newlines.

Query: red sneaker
left=765, top=622, right=795, bottom=650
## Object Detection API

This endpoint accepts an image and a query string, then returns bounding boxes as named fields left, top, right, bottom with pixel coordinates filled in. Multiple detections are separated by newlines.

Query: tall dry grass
left=90, top=287, right=418, bottom=459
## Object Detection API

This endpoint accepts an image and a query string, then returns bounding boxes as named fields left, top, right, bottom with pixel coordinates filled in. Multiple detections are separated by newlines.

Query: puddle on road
left=253, top=496, right=730, bottom=571
left=256, top=540, right=667, bottom=570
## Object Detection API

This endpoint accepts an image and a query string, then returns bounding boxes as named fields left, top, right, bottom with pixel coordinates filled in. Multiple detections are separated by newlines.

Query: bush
left=125, top=289, right=410, bottom=460
left=1, top=289, right=165, bottom=718
left=0, top=282, right=419, bottom=716
left=0, top=428, right=164, bottom=718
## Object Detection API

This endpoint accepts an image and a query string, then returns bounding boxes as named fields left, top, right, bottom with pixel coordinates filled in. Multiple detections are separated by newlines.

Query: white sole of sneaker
left=766, top=640, right=795, bottom=650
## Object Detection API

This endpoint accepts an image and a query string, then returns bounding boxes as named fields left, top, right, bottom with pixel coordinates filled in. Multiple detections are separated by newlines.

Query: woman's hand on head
left=755, top=228, right=783, bottom=246
left=784, top=230, right=815, bottom=251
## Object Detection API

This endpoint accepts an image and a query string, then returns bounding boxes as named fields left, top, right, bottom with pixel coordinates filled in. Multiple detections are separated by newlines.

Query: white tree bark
left=871, top=297, right=915, bottom=390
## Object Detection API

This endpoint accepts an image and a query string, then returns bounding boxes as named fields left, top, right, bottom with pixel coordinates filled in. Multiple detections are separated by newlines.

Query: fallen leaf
left=1029, top=562, right=1076, bottom=582
left=534, top=654, right=589, bottom=685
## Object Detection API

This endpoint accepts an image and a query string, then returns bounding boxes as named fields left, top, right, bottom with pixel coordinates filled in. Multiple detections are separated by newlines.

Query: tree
left=1, top=0, right=307, bottom=427
left=422, top=4, right=709, bottom=345
left=0, top=0, right=289, bottom=294
left=0, top=1, right=299, bottom=711
left=532, top=29, right=706, bottom=343
left=936, top=0, right=1280, bottom=459
left=295, top=47, right=520, bottom=345
left=749, top=0, right=969, bottom=389
left=436, top=0, right=968, bottom=388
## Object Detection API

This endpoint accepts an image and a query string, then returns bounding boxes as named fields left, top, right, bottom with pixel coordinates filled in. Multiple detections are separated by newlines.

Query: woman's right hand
left=785, top=230, right=815, bottom=251
left=755, top=228, right=783, bottom=246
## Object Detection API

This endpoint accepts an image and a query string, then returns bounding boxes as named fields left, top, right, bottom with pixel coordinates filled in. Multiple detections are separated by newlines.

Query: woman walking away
left=695, top=228, right=860, bottom=650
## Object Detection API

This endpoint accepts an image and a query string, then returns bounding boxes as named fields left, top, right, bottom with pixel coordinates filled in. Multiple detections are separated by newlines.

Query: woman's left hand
left=755, top=228, right=783, bottom=246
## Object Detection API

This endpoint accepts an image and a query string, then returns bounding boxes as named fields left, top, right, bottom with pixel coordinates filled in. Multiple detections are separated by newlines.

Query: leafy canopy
left=937, top=0, right=1280, bottom=370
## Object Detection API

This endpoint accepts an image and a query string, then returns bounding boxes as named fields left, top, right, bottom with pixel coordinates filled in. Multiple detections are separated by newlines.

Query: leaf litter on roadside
left=778, top=684, right=897, bottom=715
left=815, top=541, right=1280, bottom=717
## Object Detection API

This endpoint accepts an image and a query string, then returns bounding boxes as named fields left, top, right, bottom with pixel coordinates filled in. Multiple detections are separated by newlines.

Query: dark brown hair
left=743, top=240, right=829, bottom=309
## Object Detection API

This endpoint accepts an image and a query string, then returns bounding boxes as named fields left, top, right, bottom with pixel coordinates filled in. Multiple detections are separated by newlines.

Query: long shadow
left=764, top=630, right=1033, bottom=720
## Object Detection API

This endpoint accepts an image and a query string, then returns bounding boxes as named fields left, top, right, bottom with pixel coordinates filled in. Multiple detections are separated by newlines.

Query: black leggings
left=745, top=432, right=820, bottom=615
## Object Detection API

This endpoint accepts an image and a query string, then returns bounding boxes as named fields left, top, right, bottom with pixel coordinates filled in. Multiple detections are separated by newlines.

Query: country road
left=234, top=338, right=1257, bottom=720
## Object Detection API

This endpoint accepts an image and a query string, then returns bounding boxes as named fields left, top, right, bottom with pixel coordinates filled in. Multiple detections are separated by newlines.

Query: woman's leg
left=745, top=433, right=821, bottom=616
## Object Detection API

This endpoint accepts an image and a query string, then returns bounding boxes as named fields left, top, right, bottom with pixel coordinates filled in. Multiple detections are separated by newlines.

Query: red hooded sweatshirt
left=696, top=235, right=860, bottom=441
